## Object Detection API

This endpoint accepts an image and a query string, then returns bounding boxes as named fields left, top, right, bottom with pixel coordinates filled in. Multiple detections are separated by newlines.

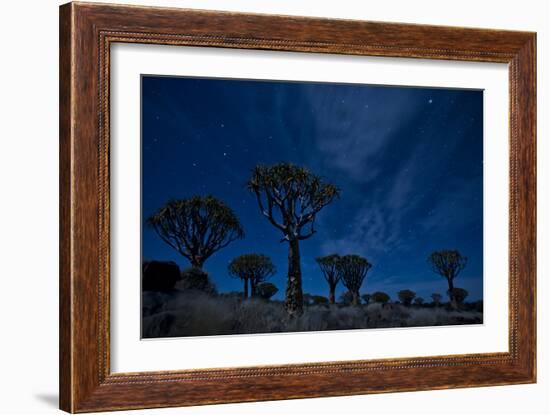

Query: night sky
left=141, top=75, right=483, bottom=302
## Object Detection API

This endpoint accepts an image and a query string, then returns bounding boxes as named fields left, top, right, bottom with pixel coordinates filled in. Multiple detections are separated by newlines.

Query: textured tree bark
left=285, top=238, right=304, bottom=317
left=243, top=278, right=248, bottom=299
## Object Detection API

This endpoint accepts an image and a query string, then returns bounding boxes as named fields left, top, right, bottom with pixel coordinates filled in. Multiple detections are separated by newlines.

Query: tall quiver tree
left=147, top=196, right=244, bottom=269
left=228, top=254, right=276, bottom=298
left=338, top=255, right=372, bottom=306
left=428, top=250, right=467, bottom=309
left=247, top=163, right=340, bottom=317
left=316, top=254, right=342, bottom=304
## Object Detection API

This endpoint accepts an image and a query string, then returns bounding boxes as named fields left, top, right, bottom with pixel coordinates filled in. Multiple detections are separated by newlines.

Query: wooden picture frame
left=59, top=2, right=536, bottom=412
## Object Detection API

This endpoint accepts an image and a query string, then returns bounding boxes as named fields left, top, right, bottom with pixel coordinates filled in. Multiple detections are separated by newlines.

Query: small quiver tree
left=315, top=254, right=342, bottom=304
left=147, top=196, right=244, bottom=269
left=247, top=163, right=340, bottom=317
left=337, top=255, right=372, bottom=306
left=228, top=254, right=276, bottom=299
left=428, top=250, right=467, bottom=309
left=398, top=289, right=416, bottom=306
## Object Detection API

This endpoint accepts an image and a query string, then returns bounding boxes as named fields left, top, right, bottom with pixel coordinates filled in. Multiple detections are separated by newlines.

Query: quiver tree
left=337, top=255, right=372, bottom=306
left=398, top=289, right=416, bottom=306
left=247, top=163, right=340, bottom=317
left=431, top=293, right=442, bottom=306
left=315, top=254, right=342, bottom=304
left=147, top=196, right=244, bottom=268
left=228, top=254, right=276, bottom=298
left=414, top=297, right=425, bottom=306
left=428, top=250, right=467, bottom=309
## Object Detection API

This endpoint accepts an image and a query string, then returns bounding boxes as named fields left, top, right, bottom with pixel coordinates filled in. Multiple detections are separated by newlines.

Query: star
left=428, top=99, right=433, bottom=104
left=220, top=123, right=225, bottom=128
left=223, top=152, right=229, bottom=157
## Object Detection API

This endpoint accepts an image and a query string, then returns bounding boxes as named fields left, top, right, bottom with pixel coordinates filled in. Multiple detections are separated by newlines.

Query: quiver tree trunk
left=243, top=278, right=249, bottom=299
left=351, top=291, right=360, bottom=306
left=250, top=277, right=257, bottom=297
left=447, top=278, right=457, bottom=310
left=328, top=284, right=336, bottom=305
left=285, top=238, right=303, bottom=317
left=190, top=257, right=205, bottom=269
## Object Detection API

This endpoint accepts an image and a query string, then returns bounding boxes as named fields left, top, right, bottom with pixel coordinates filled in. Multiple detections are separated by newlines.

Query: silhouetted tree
left=361, top=293, right=371, bottom=306
left=448, top=287, right=469, bottom=305
left=338, top=255, right=372, bottom=306
left=371, top=291, right=390, bottom=304
left=228, top=254, right=276, bottom=298
left=256, top=282, right=279, bottom=300
left=431, top=293, right=442, bottom=306
left=414, top=297, right=425, bottom=306
left=248, top=163, right=340, bottom=316
left=398, top=289, right=416, bottom=306
left=147, top=196, right=244, bottom=268
left=428, top=250, right=467, bottom=309
left=316, top=254, right=342, bottom=304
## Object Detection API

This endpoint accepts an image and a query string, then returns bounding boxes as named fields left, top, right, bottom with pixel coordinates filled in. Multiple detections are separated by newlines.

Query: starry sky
left=141, top=75, right=483, bottom=302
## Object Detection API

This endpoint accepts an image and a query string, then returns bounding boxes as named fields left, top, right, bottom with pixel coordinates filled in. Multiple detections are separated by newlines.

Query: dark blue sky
left=142, top=75, right=483, bottom=302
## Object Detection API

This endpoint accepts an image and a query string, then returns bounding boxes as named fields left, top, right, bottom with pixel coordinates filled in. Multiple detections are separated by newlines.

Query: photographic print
left=141, top=76, right=483, bottom=338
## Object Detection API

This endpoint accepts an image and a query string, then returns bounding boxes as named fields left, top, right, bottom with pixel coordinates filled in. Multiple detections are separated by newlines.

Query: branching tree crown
left=247, top=163, right=340, bottom=242
left=147, top=196, right=244, bottom=268
left=428, top=250, right=467, bottom=283
left=337, top=255, right=372, bottom=306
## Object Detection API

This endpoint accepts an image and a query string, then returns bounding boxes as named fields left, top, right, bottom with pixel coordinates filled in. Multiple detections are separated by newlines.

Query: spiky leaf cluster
left=147, top=196, right=244, bottom=267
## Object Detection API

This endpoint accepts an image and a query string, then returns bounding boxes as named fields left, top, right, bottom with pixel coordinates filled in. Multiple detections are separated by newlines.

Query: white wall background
left=0, top=0, right=546, bottom=414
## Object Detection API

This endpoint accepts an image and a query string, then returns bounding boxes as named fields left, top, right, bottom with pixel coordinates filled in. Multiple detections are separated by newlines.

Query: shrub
left=447, top=287, right=468, bottom=304
left=177, top=267, right=217, bottom=295
left=256, top=282, right=278, bottom=300
left=413, top=297, right=424, bottom=306
left=311, top=295, right=329, bottom=305
left=371, top=291, right=390, bottom=304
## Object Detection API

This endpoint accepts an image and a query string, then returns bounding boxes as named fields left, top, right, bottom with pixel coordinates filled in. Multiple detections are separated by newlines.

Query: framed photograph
left=59, top=2, right=536, bottom=412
